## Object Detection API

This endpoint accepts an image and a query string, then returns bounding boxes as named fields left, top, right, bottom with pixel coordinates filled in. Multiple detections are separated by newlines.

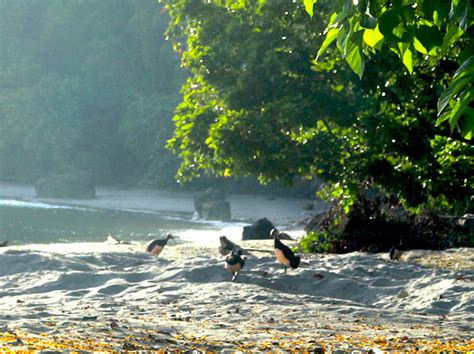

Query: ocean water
left=0, top=182, right=310, bottom=247
left=0, top=197, right=248, bottom=246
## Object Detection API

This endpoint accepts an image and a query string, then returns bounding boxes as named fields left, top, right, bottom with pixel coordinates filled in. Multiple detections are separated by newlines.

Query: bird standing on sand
left=389, top=244, right=404, bottom=261
left=218, top=236, right=244, bottom=256
left=225, top=250, right=246, bottom=281
left=272, top=229, right=300, bottom=273
left=146, top=234, right=174, bottom=256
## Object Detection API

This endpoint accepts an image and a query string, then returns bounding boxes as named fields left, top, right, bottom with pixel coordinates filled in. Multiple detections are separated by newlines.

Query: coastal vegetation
left=164, top=0, right=473, bottom=249
left=0, top=0, right=471, bottom=247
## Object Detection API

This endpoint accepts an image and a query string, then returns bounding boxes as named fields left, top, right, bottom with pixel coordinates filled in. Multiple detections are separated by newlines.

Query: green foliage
left=436, top=56, right=474, bottom=139
left=165, top=0, right=472, bottom=216
left=299, top=231, right=333, bottom=253
left=165, top=0, right=362, bottom=186
left=309, top=0, right=473, bottom=139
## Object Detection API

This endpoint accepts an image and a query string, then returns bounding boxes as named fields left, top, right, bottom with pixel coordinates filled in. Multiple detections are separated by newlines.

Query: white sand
left=1, top=240, right=472, bottom=351
left=0, top=182, right=472, bottom=350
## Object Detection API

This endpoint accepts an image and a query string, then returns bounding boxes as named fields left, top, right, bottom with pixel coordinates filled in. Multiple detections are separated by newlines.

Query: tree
left=165, top=0, right=472, bottom=214
left=305, top=0, right=473, bottom=139
left=166, top=0, right=360, bottom=183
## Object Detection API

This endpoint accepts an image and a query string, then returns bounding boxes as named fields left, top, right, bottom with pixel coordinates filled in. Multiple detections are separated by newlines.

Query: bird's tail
left=290, top=256, right=301, bottom=269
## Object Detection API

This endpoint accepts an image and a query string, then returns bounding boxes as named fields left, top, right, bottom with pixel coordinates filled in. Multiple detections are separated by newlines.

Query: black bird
left=225, top=250, right=245, bottom=281
left=147, top=234, right=174, bottom=256
left=389, top=244, right=404, bottom=261
left=218, top=236, right=244, bottom=256
left=272, top=229, right=300, bottom=273
left=0, top=240, right=8, bottom=247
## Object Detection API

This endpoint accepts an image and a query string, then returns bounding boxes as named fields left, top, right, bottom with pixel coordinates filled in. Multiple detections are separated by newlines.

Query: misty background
left=0, top=0, right=316, bottom=197
left=0, top=0, right=185, bottom=188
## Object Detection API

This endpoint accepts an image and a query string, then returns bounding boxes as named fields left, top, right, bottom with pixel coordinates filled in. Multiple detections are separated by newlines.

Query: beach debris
left=455, top=275, right=471, bottom=281
left=272, top=229, right=300, bottom=273
left=312, top=273, right=325, bottom=280
left=1, top=330, right=472, bottom=352
left=397, top=290, right=409, bottom=299
left=82, top=316, right=98, bottom=321
left=146, top=234, right=174, bottom=256
left=224, top=250, right=246, bottom=281
left=110, top=320, right=119, bottom=329
left=123, top=341, right=139, bottom=350
left=0, top=240, right=8, bottom=247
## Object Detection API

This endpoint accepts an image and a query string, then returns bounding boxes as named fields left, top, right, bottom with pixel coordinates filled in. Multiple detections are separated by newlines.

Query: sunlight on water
left=0, top=197, right=250, bottom=246
left=179, top=225, right=247, bottom=245
left=0, top=199, right=90, bottom=211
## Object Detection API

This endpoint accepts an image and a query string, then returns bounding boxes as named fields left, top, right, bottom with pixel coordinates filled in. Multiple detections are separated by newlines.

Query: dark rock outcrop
left=194, top=187, right=231, bottom=221
left=35, top=172, right=95, bottom=199
left=242, top=218, right=275, bottom=240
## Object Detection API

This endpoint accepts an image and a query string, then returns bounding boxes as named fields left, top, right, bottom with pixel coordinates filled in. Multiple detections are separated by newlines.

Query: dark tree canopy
left=165, top=0, right=472, bottom=213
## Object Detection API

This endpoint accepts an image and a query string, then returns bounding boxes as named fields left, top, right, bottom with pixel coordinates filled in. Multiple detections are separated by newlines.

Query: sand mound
left=1, top=241, right=473, bottom=351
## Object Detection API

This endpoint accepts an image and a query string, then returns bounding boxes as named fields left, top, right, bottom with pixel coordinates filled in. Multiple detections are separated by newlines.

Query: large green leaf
left=450, top=0, right=471, bottom=30
left=304, top=0, right=318, bottom=17
left=438, top=56, right=474, bottom=113
left=344, top=31, right=365, bottom=78
left=437, top=25, right=464, bottom=59
left=331, top=9, right=353, bottom=27
left=363, top=26, right=384, bottom=48
left=461, top=107, right=474, bottom=139
left=413, top=36, right=427, bottom=54
left=360, top=12, right=378, bottom=29
left=379, top=9, right=403, bottom=41
left=448, top=90, right=473, bottom=131
left=453, top=56, right=474, bottom=79
left=317, top=27, right=339, bottom=60
left=414, top=25, right=444, bottom=53
left=398, top=42, right=414, bottom=73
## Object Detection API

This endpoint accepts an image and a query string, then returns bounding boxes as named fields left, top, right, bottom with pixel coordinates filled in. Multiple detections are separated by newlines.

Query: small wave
left=0, top=198, right=92, bottom=211
left=120, top=207, right=249, bottom=228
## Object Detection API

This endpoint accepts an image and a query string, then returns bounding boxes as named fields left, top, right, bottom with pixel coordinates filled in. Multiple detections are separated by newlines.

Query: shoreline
left=0, top=181, right=321, bottom=228
left=1, top=181, right=472, bottom=352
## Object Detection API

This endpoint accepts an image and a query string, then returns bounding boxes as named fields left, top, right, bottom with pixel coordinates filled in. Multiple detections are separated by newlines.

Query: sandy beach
left=1, top=240, right=473, bottom=351
left=0, top=183, right=473, bottom=351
